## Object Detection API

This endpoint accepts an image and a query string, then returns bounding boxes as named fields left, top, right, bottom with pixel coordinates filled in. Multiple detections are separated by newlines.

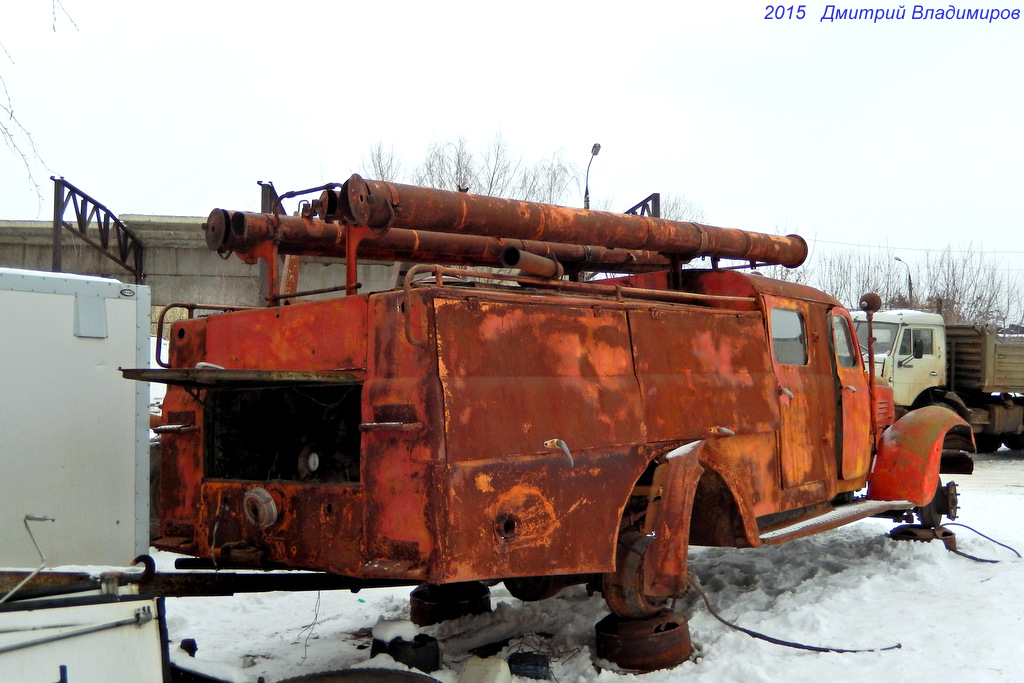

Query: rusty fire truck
left=127, top=176, right=971, bottom=653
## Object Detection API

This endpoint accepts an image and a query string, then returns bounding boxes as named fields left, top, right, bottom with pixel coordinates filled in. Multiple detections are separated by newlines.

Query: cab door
left=765, top=298, right=833, bottom=489
left=830, top=310, right=872, bottom=480
left=891, top=325, right=940, bottom=406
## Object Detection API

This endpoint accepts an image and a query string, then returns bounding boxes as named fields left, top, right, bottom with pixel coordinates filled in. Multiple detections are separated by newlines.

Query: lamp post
left=583, top=143, right=601, bottom=209
left=894, top=256, right=913, bottom=307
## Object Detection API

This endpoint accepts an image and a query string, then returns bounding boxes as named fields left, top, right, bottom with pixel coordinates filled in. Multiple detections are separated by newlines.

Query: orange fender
left=642, top=440, right=761, bottom=596
left=867, top=405, right=972, bottom=506
left=642, top=444, right=704, bottom=596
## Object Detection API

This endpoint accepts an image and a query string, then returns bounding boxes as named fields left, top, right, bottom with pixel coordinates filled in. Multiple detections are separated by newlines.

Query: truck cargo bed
left=946, top=325, right=1024, bottom=393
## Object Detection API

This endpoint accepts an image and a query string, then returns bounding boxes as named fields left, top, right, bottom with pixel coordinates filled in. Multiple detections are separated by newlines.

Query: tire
left=408, top=582, right=491, bottom=626
left=504, top=576, right=559, bottom=602
left=601, top=530, right=668, bottom=619
left=974, top=434, right=1003, bottom=453
left=942, top=431, right=974, bottom=453
left=1003, top=434, right=1024, bottom=451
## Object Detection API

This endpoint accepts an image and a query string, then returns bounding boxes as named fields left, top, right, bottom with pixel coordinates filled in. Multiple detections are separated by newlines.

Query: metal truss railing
left=51, top=176, right=144, bottom=283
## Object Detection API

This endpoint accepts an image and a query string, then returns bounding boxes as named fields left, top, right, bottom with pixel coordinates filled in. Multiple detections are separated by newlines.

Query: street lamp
left=584, top=143, right=601, bottom=210
left=894, top=256, right=913, bottom=307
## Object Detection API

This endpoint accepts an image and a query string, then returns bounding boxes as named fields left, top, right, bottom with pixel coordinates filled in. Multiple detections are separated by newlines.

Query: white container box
left=0, top=268, right=150, bottom=568
left=0, top=590, right=168, bottom=682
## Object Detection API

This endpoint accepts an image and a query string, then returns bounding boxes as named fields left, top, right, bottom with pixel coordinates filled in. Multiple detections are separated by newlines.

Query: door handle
left=930, top=371, right=938, bottom=376
left=778, top=387, right=794, bottom=399
left=842, top=385, right=857, bottom=393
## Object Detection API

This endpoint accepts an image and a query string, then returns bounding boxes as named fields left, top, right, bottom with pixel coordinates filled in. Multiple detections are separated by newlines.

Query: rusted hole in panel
left=495, top=513, right=521, bottom=541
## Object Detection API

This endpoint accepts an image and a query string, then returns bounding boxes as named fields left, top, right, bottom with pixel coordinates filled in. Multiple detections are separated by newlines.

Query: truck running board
left=759, top=498, right=914, bottom=545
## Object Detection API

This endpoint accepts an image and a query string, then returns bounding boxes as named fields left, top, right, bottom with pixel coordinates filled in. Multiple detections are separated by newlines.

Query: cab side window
left=898, top=328, right=934, bottom=356
left=832, top=314, right=858, bottom=368
left=770, top=308, right=808, bottom=365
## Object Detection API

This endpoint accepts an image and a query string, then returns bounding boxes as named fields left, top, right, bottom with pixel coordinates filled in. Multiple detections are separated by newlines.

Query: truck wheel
left=504, top=576, right=556, bottom=602
left=916, top=480, right=958, bottom=528
left=940, top=431, right=976, bottom=474
left=942, top=431, right=973, bottom=453
left=504, top=574, right=588, bottom=602
left=1003, top=434, right=1024, bottom=451
left=408, top=582, right=491, bottom=626
left=601, top=530, right=668, bottom=619
left=974, top=434, right=1003, bottom=453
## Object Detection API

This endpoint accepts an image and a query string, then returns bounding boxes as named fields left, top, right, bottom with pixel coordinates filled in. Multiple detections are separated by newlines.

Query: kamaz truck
left=853, top=309, right=1024, bottom=452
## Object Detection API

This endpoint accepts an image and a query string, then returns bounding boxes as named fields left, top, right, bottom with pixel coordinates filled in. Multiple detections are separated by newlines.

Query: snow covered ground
left=162, top=451, right=1024, bottom=682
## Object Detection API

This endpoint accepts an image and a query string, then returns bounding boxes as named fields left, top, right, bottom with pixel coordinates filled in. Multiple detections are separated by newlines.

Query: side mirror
left=913, top=337, right=924, bottom=359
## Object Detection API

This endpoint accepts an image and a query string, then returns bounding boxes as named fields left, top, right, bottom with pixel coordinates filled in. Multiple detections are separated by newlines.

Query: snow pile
left=372, top=618, right=422, bottom=644
left=163, top=451, right=1024, bottom=682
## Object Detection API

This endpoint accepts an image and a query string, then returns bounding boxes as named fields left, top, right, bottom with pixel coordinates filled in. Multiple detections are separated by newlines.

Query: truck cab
left=852, top=309, right=946, bottom=413
left=853, top=308, right=1024, bottom=452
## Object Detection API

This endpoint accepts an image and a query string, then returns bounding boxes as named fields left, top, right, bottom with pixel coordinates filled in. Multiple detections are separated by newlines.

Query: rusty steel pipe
left=318, top=175, right=808, bottom=268
left=206, top=210, right=671, bottom=273
left=500, top=247, right=564, bottom=279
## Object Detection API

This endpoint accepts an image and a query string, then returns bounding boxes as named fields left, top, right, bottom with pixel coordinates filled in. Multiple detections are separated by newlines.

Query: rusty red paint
left=151, top=275, right=888, bottom=581
left=133, top=180, right=966, bottom=628
left=867, top=405, right=970, bottom=505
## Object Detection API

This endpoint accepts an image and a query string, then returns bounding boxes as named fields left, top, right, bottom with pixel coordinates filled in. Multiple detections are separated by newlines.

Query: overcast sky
left=2, top=1, right=1021, bottom=271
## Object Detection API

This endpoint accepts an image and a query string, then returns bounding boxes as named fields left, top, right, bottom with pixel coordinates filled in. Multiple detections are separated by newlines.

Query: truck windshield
left=854, top=321, right=899, bottom=354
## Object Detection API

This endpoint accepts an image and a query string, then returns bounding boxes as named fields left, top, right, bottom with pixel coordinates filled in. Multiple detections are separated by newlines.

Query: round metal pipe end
left=501, top=246, right=564, bottom=279
left=205, top=209, right=231, bottom=251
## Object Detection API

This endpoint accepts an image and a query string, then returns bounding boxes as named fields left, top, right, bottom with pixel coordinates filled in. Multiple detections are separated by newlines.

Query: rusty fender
left=640, top=440, right=761, bottom=597
left=867, top=405, right=973, bottom=506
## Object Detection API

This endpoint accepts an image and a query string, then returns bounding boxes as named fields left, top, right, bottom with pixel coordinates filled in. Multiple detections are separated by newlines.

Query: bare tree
left=478, top=132, right=521, bottom=197
left=512, top=150, right=577, bottom=205
left=2, top=2, right=76, bottom=210
left=363, top=141, right=404, bottom=182
left=815, top=247, right=906, bottom=310
left=659, top=194, right=707, bottom=224
left=401, top=134, right=579, bottom=205
left=785, top=241, right=1024, bottom=328
left=415, top=135, right=478, bottom=192
left=919, top=244, right=1022, bottom=326
left=0, top=71, right=45, bottom=205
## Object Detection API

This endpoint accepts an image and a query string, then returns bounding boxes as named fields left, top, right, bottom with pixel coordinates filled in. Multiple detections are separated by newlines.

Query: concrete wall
left=0, top=216, right=401, bottom=329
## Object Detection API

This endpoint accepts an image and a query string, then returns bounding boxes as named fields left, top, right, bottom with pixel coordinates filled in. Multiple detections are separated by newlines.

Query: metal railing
left=51, top=177, right=144, bottom=283
left=624, top=193, right=661, bottom=218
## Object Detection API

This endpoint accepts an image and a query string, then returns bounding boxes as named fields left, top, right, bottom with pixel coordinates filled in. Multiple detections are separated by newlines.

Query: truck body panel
left=146, top=270, right=923, bottom=585
left=127, top=178, right=969, bottom=617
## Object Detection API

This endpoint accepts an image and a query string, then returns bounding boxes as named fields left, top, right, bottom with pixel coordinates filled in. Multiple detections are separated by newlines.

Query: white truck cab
left=852, top=309, right=946, bottom=409
left=852, top=308, right=1024, bottom=452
